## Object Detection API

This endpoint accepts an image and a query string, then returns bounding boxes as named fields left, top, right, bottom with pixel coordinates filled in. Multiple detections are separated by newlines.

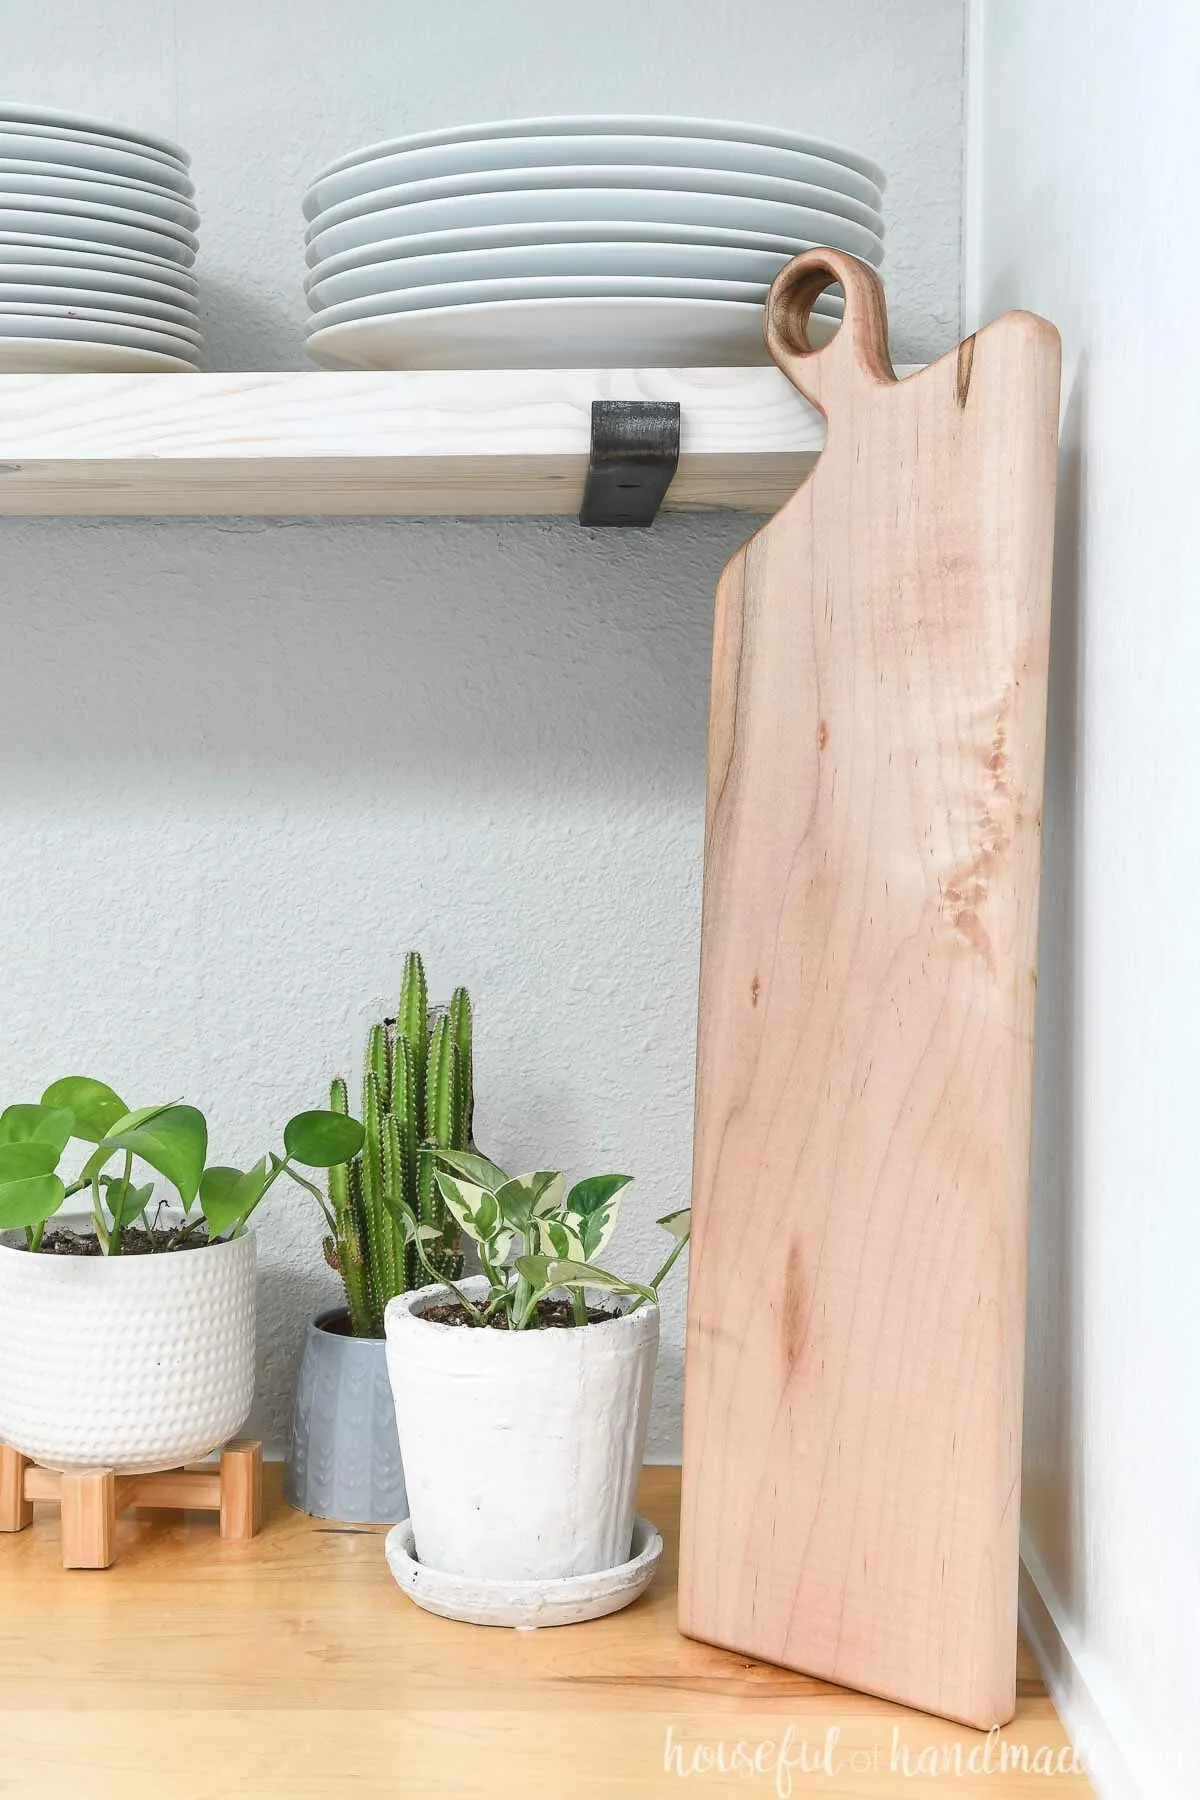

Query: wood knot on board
left=817, top=719, right=829, bottom=751
left=938, top=685, right=1017, bottom=973
left=750, top=973, right=761, bottom=1007
left=780, top=1241, right=807, bottom=1373
left=956, top=335, right=976, bottom=410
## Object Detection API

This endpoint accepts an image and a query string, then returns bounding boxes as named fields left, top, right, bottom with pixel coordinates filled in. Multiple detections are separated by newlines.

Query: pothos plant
left=388, top=1147, right=691, bottom=1330
left=0, top=1076, right=364, bottom=1255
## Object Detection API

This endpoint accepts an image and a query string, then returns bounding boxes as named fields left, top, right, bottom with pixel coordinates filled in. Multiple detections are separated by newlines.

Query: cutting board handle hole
left=765, top=248, right=895, bottom=412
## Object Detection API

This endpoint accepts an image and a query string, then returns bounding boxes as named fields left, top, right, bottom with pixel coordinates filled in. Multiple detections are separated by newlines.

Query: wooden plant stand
left=0, top=1440, right=262, bottom=1569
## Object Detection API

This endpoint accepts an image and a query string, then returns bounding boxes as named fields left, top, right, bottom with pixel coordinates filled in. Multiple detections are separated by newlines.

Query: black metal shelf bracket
left=579, top=399, right=681, bottom=528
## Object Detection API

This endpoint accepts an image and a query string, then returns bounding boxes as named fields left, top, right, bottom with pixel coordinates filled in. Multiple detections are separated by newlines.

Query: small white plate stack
left=302, top=115, right=884, bottom=370
left=0, top=102, right=200, bottom=372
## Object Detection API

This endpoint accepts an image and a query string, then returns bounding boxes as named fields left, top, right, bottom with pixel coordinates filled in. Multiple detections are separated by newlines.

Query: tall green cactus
left=325, top=1076, right=373, bottom=1337
left=324, top=953, right=474, bottom=1336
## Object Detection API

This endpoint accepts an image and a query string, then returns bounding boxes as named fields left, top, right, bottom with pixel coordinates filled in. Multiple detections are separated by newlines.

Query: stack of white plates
left=302, top=115, right=884, bottom=370
left=0, top=102, right=200, bottom=372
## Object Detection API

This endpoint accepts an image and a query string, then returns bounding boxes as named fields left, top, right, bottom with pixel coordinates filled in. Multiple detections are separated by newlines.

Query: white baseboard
left=1020, top=1536, right=1155, bottom=1800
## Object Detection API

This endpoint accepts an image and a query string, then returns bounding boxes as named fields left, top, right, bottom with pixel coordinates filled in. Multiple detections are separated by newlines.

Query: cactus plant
left=324, top=952, right=474, bottom=1337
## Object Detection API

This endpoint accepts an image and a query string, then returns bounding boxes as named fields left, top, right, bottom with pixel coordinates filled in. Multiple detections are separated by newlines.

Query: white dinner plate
left=305, top=216, right=860, bottom=291
left=0, top=308, right=199, bottom=357
left=0, top=161, right=198, bottom=227
left=0, top=318, right=197, bottom=367
left=0, top=206, right=195, bottom=266
left=0, top=337, right=194, bottom=372
left=0, top=102, right=187, bottom=165
left=308, top=273, right=840, bottom=333
left=306, top=164, right=883, bottom=242
left=0, top=232, right=198, bottom=288
left=306, top=189, right=881, bottom=270
left=305, top=294, right=838, bottom=370
left=0, top=185, right=197, bottom=247
left=306, top=238, right=844, bottom=310
left=310, top=114, right=883, bottom=191
left=0, top=130, right=193, bottom=195
left=304, top=131, right=882, bottom=220
left=0, top=118, right=188, bottom=189
left=0, top=292, right=200, bottom=338
left=0, top=260, right=197, bottom=308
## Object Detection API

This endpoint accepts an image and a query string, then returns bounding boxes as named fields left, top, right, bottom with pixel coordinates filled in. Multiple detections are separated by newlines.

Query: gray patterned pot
left=285, top=1309, right=406, bottom=1524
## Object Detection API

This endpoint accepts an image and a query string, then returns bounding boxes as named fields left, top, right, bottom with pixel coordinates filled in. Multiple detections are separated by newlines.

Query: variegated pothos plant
left=386, top=1148, right=690, bottom=1330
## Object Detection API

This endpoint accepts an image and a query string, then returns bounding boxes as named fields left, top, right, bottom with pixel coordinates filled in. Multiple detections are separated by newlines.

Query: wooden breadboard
left=679, top=247, right=1061, bottom=1730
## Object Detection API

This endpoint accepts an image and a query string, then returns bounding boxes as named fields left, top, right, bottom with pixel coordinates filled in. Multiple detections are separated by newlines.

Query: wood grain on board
left=680, top=247, right=1061, bottom=1730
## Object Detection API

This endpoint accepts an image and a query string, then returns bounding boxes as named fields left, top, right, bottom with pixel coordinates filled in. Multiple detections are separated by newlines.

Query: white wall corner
left=1020, top=1537, right=1166, bottom=1800
left=961, top=0, right=985, bottom=333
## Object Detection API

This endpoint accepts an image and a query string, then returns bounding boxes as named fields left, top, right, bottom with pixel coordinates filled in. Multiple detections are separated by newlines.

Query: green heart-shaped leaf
left=79, top=1100, right=180, bottom=1190
left=521, top=1256, right=656, bottom=1307
left=578, top=1206, right=621, bottom=1261
left=495, top=1183, right=533, bottom=1230
left=474, top=1190, right=503, bottom=1239
left=436, top=1147, right=510, bottom=1191
left=383, top=1193, right=419, bottom=1239
left=434, top=1170, right=492, bottom=1240
left=198, top=1167, right=243, bottom=1238
left=531, top=1174, right=565, bottom=1218
left=513, top=1252, right=555, bottom=1283
left=283, top=1110, right=365, bottom=1169
left=40, top=1077, right=128, bottom=1144
left=200, top=1158, right=270, bottom=1238
left=538, top=1216, right=584, bottom=1260
left=0, top=1104, right=74, bottom=1156
left=102, top=1174, right=155, bottom=1233
left=496, top=1171, right=563, bottom=1230
left=565, top=1173, right=633, bottom=1218
left=0, top=1173, right=66, bottom=1231
left=99, top=1105, right=208, bottom=1208
left=0, top=1141, right=62, bottom=1184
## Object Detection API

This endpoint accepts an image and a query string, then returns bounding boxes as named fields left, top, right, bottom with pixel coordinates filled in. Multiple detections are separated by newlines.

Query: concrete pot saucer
left=384, top=1512, right=663, bottom=1628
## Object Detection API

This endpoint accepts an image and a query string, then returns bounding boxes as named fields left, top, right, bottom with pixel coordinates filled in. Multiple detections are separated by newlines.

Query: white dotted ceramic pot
left=0, top=1221, right=256, bottom=1474
left=385, top=1275, right=659, bottom=1582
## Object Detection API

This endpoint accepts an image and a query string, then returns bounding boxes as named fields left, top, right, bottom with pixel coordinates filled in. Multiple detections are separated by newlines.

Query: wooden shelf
left=0, top=364, right=912, bottom=519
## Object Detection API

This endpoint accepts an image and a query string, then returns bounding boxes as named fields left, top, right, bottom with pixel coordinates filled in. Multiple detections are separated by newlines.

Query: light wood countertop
left=0, top=1463, right=1091, bottom=1797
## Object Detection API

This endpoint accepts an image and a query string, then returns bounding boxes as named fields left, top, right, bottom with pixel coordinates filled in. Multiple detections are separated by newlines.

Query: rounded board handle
left=764, top=247, right=896, bottom=415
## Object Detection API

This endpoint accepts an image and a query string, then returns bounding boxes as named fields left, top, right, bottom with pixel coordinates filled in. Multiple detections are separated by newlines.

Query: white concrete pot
left=385, top=1275, right=659, bottom=1581
left=0, top=1222, right=256, bottom=1474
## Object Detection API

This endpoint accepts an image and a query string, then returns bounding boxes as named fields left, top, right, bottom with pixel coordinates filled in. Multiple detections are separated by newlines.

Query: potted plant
left=382, top=1150, right=690, bottom=1624
left=285, top=951, right=474, bottom=1525
left=0, top=1077, right=360, bottom=1475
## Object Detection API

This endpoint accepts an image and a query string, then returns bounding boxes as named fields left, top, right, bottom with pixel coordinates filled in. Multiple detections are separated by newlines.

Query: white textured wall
left=0, top=0, right=966, bottom=1456
left=975, top=4, right=1200, bottom=1793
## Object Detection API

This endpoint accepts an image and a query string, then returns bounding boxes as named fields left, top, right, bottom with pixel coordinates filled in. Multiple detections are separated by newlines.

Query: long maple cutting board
left=679, top=248, right=1061, bottom=1730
